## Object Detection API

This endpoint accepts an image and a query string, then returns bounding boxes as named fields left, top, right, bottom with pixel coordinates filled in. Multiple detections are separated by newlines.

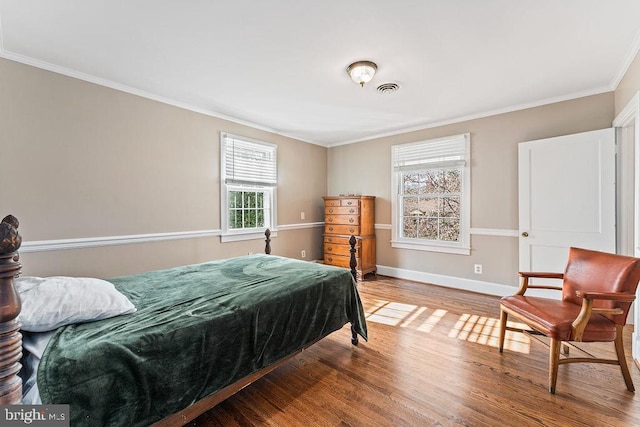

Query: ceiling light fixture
left=347, top=61, right=377, bottom=87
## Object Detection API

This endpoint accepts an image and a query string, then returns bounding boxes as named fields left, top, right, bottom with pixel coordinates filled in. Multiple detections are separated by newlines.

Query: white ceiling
left=1, top=1, right=640, bottom=147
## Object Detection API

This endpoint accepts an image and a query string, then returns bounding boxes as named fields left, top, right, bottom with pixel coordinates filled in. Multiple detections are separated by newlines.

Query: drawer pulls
left=327, top=216, right=356, bottom=223
left=326, top=208, right=356, bottom=214
left=326, top=227, right=356, bottom=233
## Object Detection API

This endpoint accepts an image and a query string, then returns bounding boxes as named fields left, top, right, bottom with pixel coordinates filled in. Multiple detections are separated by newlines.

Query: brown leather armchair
left=499, top=247, right=640, bottom=393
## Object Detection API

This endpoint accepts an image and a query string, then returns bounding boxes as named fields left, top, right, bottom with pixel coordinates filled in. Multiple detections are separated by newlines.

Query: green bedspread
left=38, top=254, right=367, bottom=426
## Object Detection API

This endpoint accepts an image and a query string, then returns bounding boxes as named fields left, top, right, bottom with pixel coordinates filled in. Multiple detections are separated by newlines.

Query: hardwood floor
left=188, top=276, right=640, bottom=426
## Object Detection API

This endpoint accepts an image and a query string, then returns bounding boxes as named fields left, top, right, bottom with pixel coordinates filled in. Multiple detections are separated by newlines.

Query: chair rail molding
left=20, top=222, right=323, bottom=253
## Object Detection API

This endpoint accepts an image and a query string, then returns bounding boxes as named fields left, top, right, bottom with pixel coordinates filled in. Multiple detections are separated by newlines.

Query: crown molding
left=0, top=27, right=628, bottom=149
left=0, top=49, right=324, bottom=147
left=610, top=28, right=640, bottom=90
left=327, top=86, right=613, bottom=147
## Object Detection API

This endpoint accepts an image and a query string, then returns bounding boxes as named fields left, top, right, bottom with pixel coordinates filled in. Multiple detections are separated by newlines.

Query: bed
left=0, top=215, right=368, bottom=426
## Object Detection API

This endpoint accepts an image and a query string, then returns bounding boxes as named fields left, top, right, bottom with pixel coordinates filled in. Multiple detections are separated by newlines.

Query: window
left=220, top=132, right=277, bottom=242
left=391, top=133, right=470, bottom=255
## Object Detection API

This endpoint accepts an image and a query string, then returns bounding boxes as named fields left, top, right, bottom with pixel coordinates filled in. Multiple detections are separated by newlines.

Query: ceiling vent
left=376, top=82, right=401, bottom=94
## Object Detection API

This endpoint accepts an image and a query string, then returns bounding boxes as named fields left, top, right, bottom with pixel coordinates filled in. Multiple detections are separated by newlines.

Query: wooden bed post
left=264, top=229, right=271, bottom=255
left=0, top=215, right=23, bottom=404
left=349, top=235, right=359, bottom=345
left=349, top=235, right=358, bottom=282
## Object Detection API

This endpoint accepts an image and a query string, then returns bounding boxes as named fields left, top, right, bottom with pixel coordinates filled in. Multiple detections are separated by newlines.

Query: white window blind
left=392, top=134, right=467, bottom=171
left=222, top=133, right=277, bottom=186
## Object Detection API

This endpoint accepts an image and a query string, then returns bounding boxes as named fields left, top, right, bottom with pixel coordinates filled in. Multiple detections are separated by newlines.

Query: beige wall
left=615, top=50, right=640, bottom=116
left=0, top=58, right=327, bottom=276
left=4, top=50, right=633, bottom=288
left=328, top=93, right=614, bottom=289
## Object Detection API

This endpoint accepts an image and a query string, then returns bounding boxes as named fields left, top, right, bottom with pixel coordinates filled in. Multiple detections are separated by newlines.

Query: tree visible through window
left=401, top=169, right=461, bottom=241
left=391, top=133, right=470, bottom=254
left=228, top=190, right=265, bottom=229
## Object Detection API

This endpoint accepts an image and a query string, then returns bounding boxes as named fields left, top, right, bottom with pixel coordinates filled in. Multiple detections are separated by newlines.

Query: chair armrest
left=515, top=272, right=564, bottom=295
left=572, top=298, right=594, bottom=341
left=572, top=291, right=635, bottom=340
left=575, top=290, right=636, bottom=302
left=518, top=272, right=564, bottom=279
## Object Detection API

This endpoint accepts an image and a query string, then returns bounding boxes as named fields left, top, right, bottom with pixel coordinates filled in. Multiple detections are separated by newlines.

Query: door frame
left=613, top=90, right=640, bottom=361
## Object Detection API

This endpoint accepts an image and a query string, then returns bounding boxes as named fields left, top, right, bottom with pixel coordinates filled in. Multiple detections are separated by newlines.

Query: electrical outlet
left=474, top=264, right=483, bottom=274
left=300, top=211, right=305, bottom=220
left=301, top=250, right=306, bottom=258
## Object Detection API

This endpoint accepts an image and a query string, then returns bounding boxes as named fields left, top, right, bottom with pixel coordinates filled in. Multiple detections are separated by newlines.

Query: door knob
left=521, top=232, right=529, bottom=237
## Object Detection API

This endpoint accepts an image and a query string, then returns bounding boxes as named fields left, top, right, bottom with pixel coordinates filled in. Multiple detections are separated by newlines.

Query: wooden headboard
left=0, top=215, right=23, bottom=404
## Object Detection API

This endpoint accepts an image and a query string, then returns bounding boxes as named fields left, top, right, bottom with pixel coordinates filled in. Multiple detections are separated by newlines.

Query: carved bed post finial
left=349, top=235, right=358, bottom=283
left=0, top=215, right=23, bottom=404
left=264, top=229, right=271, bottom=255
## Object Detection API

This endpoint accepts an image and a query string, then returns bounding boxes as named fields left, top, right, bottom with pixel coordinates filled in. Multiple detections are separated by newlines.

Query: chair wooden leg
left=498, top=308, right=507, bottom=353
left=549, top=338, right=561, bottom=394
left=614, top=325, right=635, bottom=392
left=562, top=344, right=570, bottom=355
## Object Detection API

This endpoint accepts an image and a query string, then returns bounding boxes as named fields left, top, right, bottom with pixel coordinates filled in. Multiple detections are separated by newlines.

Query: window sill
left=390, top=239, right=470, bottom=255
left=220, top=229, right=277, bottom=243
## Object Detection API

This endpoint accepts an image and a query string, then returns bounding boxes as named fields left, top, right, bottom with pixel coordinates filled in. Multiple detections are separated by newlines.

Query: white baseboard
left=375, top=265, right=568, bottom=299
left=375, top=265, right=515, bottom=296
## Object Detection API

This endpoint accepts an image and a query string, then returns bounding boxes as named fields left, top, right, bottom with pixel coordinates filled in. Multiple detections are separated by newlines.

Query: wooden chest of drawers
left=323, top=196, right=376, bottom=279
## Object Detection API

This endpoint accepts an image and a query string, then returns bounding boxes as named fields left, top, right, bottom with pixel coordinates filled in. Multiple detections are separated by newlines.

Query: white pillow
left=15, top=276, right=137, bottom=332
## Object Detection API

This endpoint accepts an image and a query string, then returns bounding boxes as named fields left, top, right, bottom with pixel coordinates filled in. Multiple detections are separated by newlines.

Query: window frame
left=391, top=133, right=471, bottom=255
left=220, top=132, right=278, bottom=243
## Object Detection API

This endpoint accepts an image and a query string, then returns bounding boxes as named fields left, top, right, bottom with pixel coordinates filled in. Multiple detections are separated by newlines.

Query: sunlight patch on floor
left=416, top=309, right=447, bottom=333
left=364, top=299, right=389, bottom=315
left=400, top=306, right=427, bottom=328
left=365, top=300, right=444, bottom=329
left=364, top=300, right=530, bottom=353
left=367, top=302, right=419, bottom=326
left=449, top=314, right=531, bottom=354
left=504, top=324, right=531, bottom=353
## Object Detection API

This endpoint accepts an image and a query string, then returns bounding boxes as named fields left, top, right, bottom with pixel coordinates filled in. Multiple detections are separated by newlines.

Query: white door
left=518, top=128, right=616, bottom=279
left=613, top=91, right=639, bottom=362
